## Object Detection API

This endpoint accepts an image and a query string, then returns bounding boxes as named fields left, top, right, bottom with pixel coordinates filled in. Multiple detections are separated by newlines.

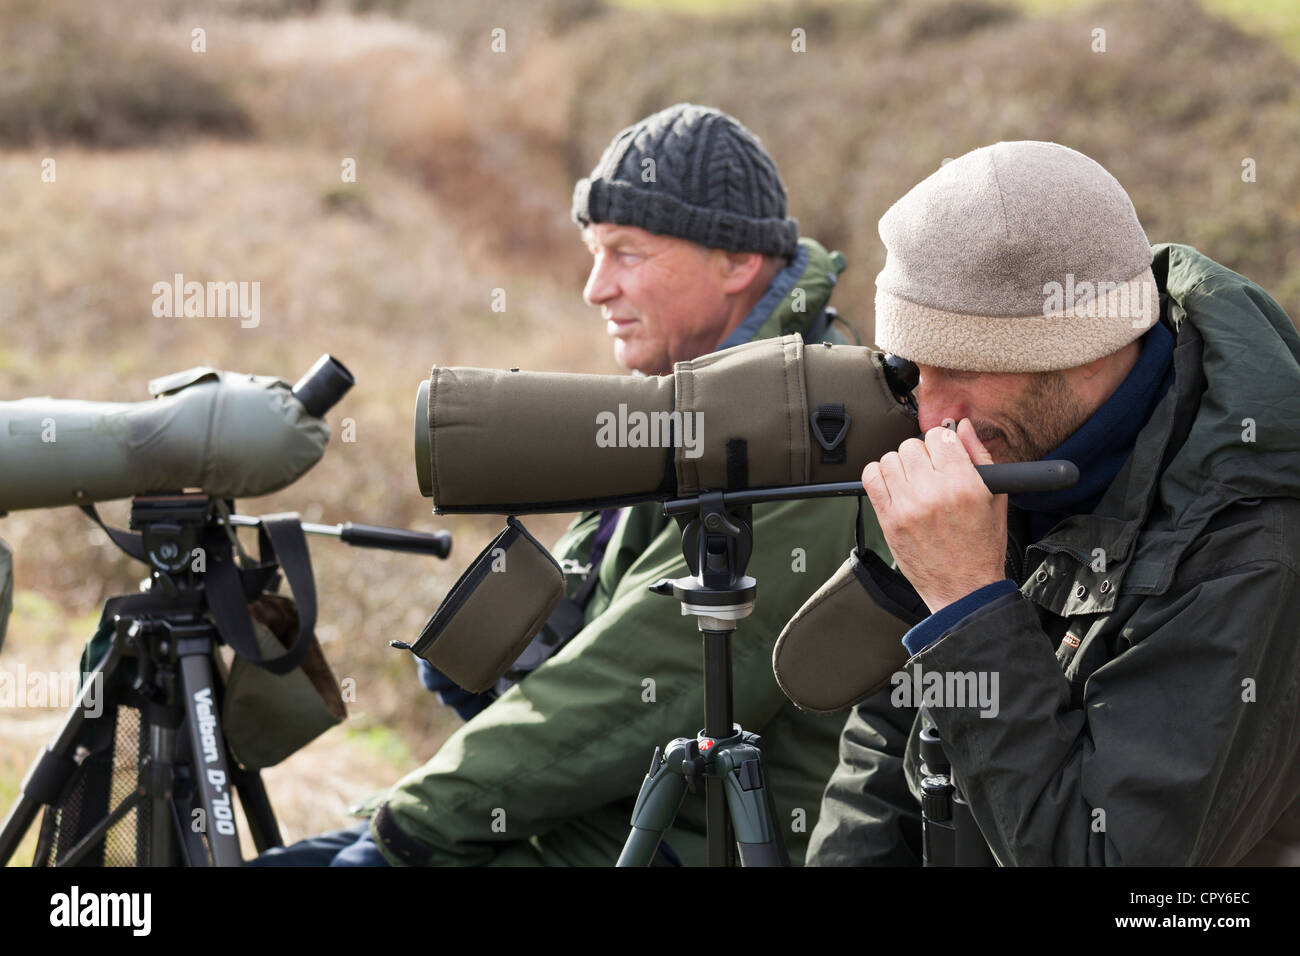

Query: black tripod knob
left=919, top=724, right=948, bottom=773
left=921, top=777, right=955, bottom=822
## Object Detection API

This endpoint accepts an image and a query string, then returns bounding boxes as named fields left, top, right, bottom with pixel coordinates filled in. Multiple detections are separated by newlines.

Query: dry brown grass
left=0, top=0, right=252, bottom=147
left=2, top=0, right=1299, bottom=860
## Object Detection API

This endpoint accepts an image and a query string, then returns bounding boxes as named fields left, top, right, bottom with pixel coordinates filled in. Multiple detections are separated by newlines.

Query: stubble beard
left=972, top=371, right=1091, bottom=464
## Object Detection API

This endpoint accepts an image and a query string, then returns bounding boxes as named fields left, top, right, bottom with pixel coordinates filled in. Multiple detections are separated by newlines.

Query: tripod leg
left=230, top=762, right=284, bottom=852
left=175, top=636, right=244, bottom=866
left=717, top=733, right=789, bottom=867
left=167, top=746, right=214, bottom=867
left=701, top=627, right=737, bottom=868
left=143, top=666, right=179, bottom=867
left=0, top=638, right=124, bottom=865
left=617, top=740, right=692, bottom=867
left=705, top=778, right=735, bottom=867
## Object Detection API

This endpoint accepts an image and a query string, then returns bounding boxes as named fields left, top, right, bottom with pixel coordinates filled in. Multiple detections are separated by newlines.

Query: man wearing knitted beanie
left=809, top=141, right=1300, bottom=866
left=255, top=104, right=882, bottom=866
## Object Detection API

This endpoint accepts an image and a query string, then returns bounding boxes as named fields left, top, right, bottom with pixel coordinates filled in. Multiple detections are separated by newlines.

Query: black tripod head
left=653, top=490, right=757, bottom=615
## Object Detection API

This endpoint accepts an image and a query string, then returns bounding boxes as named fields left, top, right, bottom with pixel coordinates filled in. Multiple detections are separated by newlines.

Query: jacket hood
left=751, top=237, right=847, bottom=343
left=1026, top=243, right=1300, bottom=611
left=1156, top=242, right=1300, bottom=513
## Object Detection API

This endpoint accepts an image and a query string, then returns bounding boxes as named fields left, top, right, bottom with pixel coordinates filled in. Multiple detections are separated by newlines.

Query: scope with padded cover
left=415, top=335, right=920, bottom=515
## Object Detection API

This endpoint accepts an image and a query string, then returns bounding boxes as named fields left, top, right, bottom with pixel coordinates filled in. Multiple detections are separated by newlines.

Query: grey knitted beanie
left=572, top=103, right=799, bottom=259
left=874, top=141, right=1158, bottom=373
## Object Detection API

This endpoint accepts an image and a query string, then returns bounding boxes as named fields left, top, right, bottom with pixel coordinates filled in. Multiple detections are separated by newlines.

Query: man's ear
left=1077, top=338, right=1140, bottom=382
left=717, top=250, right=765, bottom=294
left=1077, top=355, right=1109, bottom=380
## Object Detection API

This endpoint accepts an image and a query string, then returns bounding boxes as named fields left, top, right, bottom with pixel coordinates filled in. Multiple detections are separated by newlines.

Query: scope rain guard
left=773, top=502, right=930, bottom=714
left=402, top=517, right=566, bottom=694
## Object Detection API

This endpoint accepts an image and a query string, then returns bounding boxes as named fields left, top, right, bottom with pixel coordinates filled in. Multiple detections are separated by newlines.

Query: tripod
left=618, top=492, right=788, bottom=867
left=0, top=492, right=450, bottom=867
left=615, top=457, right=1081, bottom=867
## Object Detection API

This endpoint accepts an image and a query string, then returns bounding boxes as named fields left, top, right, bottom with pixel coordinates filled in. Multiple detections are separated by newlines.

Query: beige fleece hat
left=874, top=141, right=1158, bottom=372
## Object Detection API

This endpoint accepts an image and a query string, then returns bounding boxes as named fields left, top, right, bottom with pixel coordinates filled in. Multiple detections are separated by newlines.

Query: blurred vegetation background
left=2, top=0, right=1298, bottom=861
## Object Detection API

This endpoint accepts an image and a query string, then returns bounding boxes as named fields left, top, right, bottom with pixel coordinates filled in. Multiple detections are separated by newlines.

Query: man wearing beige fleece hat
left=808, top=141, right=1300, bottom=866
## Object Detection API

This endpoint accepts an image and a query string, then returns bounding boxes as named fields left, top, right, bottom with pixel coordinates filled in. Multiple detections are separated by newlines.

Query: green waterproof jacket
left=367, top=238, right=883, bottom=866
left=808, top=244, right=1300, bottom=866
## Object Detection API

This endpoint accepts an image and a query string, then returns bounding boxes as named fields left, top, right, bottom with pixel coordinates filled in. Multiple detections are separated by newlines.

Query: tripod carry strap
left=81, top=503, right=317, bottom=675
left=205, top=514, right=318, bottom=676
left=80, top=504, right=148, bottom=563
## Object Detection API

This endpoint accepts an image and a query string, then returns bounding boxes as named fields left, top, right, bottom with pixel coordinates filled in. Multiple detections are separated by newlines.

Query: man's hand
left=862, top=418, right=1008, bottom=614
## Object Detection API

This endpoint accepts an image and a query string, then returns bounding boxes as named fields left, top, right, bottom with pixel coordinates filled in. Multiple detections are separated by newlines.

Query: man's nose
left=583, top=255, right=617, bottom=307
left=914, top=376, right=968, bottom=434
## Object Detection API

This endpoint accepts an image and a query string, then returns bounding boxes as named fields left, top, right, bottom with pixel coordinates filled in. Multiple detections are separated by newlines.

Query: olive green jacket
left=809, top=244, right=1300, bottom=866
left=368, top=238, right=881, bottom=865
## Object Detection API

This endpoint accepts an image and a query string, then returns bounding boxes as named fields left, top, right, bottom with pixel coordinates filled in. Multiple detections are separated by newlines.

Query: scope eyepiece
left=882, top=354, right=919, bottom=402
left=292, top=354, right=355, bottom=418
